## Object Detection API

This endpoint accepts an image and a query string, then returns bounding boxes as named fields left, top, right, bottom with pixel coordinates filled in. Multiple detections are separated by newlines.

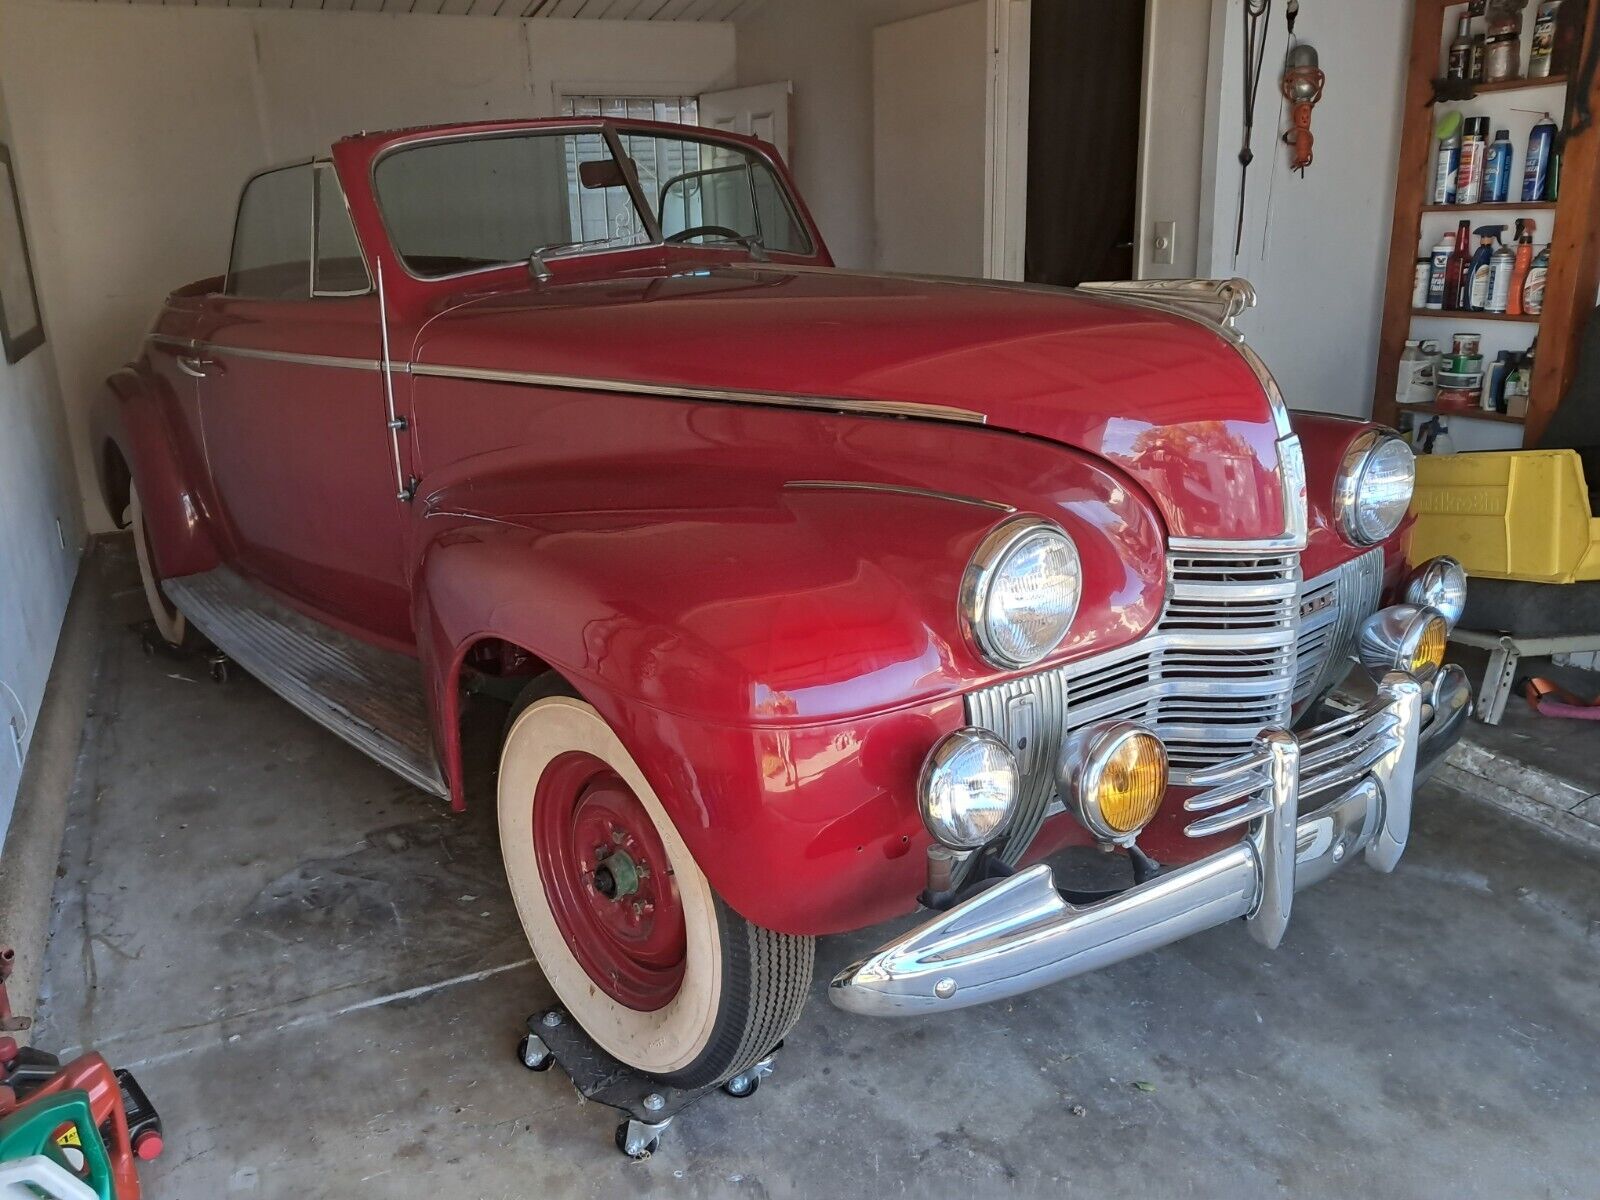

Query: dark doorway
left=1025, top=0, right=1146, bottom=286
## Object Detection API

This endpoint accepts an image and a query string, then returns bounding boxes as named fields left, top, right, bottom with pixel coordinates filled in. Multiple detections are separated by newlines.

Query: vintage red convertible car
left=94, top=117, right=1470, bottom=1090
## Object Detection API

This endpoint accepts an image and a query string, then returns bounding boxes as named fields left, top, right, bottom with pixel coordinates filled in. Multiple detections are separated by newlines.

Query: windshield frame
left=368, top=120, right=810, bottom=285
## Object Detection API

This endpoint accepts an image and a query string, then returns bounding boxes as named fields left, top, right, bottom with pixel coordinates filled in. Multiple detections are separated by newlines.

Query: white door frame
left=984, top=0, right=1031, bottom=280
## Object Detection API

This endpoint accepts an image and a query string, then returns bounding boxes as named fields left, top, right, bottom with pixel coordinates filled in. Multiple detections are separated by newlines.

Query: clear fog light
left=1358, top=604, right=1449, bottom=681
left=1404, top=556, right=1467, bottom=630
left=919, top=728, right=1019, bottom=849
left=1057, top=721, right=1168, bottom=845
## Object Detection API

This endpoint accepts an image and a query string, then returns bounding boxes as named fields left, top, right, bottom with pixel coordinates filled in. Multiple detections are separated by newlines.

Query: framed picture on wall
left=0, top=144, right=45, bottom=364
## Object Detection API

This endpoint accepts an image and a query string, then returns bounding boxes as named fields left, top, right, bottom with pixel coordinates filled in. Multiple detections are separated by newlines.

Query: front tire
left=498, top=687, right=811, bottom=1087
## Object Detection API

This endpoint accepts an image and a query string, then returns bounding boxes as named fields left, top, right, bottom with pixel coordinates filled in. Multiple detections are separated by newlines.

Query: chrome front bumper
left=829, top=665, right=1470, bottom=1017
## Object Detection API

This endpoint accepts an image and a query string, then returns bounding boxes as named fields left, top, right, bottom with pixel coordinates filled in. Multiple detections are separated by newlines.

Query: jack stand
left=516, top=1008, right=778, bottom=1158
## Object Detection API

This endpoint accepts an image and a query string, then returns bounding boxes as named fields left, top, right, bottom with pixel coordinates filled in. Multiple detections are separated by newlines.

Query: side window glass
left=313, top=166, right=371, bottom=296
left=227, top=165, right=313, bottom=300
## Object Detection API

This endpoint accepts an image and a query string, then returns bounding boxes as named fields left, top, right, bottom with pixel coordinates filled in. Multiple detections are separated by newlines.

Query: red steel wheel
left=532, top=753, right=687, bottom=1011
left=500, top=688, right=814, bottom=1087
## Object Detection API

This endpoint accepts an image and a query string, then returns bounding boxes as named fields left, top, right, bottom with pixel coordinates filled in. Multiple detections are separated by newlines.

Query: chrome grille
left=965, top=551, right=1302, bottom=797
left=1291, top=549, right=1384, bottom=705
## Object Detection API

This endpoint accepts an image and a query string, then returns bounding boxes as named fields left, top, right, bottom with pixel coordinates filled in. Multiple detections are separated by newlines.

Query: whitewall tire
left=127, top=484, right=187, bottom=647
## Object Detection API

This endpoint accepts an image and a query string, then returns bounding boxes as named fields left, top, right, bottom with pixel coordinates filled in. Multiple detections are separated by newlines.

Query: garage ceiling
left=65, top=0, right=765, bottom=17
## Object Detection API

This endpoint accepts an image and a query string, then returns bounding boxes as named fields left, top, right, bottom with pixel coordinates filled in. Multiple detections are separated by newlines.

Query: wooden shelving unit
left=1374, top=3, right=1600, bottom=445
left=1399, top=401, right=1526, bottom=424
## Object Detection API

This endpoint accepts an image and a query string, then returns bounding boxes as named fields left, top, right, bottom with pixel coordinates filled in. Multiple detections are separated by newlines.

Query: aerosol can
left=1484, top=128, right=1515, bottom=202
left=1523, top=113, right=1557, bottom=200
left=1487, top=237, right=1517, bottom=313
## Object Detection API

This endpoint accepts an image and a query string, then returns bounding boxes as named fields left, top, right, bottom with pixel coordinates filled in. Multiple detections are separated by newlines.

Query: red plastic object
left=0, top=1054, right=142, bottom=1200
left=133, top=1130, right=164, bottom=1162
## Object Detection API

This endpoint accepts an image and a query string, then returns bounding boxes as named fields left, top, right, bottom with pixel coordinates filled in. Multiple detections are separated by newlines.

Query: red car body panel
left=95, top=118, right=1412, bottom=937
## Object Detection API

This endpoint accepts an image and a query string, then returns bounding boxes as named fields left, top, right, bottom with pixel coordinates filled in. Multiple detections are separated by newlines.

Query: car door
left=193, top=162, right=414, bottom=645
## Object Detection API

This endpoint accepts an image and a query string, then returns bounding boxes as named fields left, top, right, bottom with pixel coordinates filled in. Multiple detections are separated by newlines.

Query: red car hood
left=412, top=264, right=1294, bottom=542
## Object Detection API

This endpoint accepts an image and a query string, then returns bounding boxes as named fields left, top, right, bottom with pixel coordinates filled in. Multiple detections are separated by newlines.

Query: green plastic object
left=0, top=1090, right=113, bottom=1200
left=1435, top=109, right=1463, bottom=140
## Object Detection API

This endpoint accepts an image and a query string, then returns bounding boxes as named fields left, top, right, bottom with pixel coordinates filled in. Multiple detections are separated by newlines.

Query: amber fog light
left=919, top=729, right=1019, bottom=850
left=1358, top=604, right=1448, bottom=682
left=1057, top=722, right=1168, bottom=845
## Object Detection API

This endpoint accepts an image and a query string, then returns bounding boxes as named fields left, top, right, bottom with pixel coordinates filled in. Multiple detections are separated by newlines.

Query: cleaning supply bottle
left=1456, top=117, right=1490, bottom=205
left=1434, top=111, right=1464, bottom=204
left=1523, top=244, right=1551, bottom=314
left=1426, top=233, right=1455, bottom=309
left=1444, top=219, right=1473, bottom=310
left=1487, top=236, right=1517, bottom=312
left=1484, top=128, right=1514, bottom=202
left=1395, top=339, right=1437, bottom=408
left=1467, top=225, right=1503, bottom=310
left=1522, top=114, right=1557, bottom=200
left=1507, top=219, right=1535, bottom=315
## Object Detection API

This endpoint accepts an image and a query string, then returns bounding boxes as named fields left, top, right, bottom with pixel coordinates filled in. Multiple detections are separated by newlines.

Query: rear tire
left=127, top=483, right=187, bottom=647
left=498, top=679, right=811, bottom=1087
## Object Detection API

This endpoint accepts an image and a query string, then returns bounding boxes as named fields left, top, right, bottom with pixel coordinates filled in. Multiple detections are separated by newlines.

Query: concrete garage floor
left=34, top=542, right=1600, bottom=1198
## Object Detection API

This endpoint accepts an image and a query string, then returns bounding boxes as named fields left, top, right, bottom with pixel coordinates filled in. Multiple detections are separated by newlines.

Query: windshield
left=373, top=126, right=811, bottom=279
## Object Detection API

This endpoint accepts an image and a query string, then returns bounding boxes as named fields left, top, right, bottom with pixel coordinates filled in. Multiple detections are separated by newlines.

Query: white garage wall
left=0, top=0, right=737, bottom=533
left=0, top=85, right=84, bottom=842
left=1193, top=0, right=1409, bottom=419
left=735, top=0, right=975, bottom=269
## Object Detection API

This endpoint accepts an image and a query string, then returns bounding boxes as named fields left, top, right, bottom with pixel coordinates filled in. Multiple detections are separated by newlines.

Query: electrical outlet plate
left=1153, top=220, right=1177, bottom=267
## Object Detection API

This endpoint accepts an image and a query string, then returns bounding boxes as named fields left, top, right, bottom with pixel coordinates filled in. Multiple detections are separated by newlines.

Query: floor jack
left=516, top=1008, right=777, bottom=1158
left=0, top=949, right=163, bottom=1198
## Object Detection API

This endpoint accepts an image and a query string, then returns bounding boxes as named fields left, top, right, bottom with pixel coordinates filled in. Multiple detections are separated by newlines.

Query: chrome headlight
left=919, top=728, right=1019, bottom=849
left=1404, top=556, right=1468, bottom=630
left=1335, top=430, right=1415, bottom=545
left=960, top=517, right=1081, bottom=668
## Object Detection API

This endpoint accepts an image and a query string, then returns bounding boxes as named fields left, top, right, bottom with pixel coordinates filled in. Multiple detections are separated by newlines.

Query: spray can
left=1487, top=240, right=1516, bottom=312
left=1522, top=114, right=1557, bottom=200
left=1529, top=1, right=1562, bottom=78
left=1434, top=111, right=1464, bottom=204
left=1427, top=234, right=1454, bottom=309
left=1523, top=244, right=1550, bottom=314
left=1484, top=128, right=1514, bottom=202
left=1456, top=117, right=1490, bottom=205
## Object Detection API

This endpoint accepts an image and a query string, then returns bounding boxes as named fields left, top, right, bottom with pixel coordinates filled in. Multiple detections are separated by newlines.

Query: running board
left=163, top=567, right=448, bottom=798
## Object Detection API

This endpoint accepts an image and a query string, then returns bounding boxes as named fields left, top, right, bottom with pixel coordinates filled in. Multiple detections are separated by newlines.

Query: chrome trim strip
left=205, top=343, right=382, bottom=373
left=783, top=480, right=1014, bottom=512
left=407, top=362, right=990, bottom=424
left=1292, top=548, right=1384, bottom=706
left=830, top=671, right=1445, bottom=1016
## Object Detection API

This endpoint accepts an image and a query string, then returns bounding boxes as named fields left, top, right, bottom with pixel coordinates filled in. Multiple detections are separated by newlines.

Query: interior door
left=1024, top=0, right=1146, bottom=285
left=699, top=81, right=794, bottom=163
left=871, top=3, right=989, bottom=276
left=194, top=163, right=412, bottom=644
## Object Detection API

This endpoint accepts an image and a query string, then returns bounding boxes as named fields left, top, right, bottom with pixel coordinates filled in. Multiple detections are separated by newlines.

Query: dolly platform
left=515, top=1009, right=776, bottom=1158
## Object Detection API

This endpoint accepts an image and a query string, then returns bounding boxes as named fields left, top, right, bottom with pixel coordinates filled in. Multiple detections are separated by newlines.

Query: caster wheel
left=615, top=1122, right=658, bottom=1159
left=209, top=658, right=230, bottom=684
left=722, top=1074, right=759, bottom=1099
left=516, top=1035, right=554, bottom=1072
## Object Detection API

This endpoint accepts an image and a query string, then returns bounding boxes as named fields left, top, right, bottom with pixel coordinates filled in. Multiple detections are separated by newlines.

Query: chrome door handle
left=176, top=355, right=214, bottom=379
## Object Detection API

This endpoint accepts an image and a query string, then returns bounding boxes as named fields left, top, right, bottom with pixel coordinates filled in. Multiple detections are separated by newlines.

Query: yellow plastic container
left=1408, top=449, right=1600, bottom=583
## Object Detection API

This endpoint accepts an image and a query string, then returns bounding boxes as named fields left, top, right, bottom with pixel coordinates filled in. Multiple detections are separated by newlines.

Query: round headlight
left=961, top=518, right=1082, bottom=669
left=1405, top=556, right=1468, bottom=630
left=919, top=728, right=1019, bottom=849
left=1057, top=722, right=1168, bottom=844
left=1335, top=431, right=1415, bottom=545
left=1358, top=604, right=1448, bottom=682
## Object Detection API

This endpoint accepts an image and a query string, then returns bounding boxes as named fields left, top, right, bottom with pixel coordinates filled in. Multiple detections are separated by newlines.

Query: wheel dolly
left=516, top=1008, right=777, bottom=1158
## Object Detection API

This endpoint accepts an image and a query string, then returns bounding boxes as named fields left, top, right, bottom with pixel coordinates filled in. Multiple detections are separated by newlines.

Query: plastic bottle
left=1426, top=234, right=1454, bottom=309
left=1467, top=225, right=1503, bottom=310
left=1456, top=117, right=1489, bottom=205
left=1507, top=219, right=1535, bottom=315
left=1529, top=1, right=1561, bottom=78
left=1484, top=128, right=1514, bottom=202
left=1522, top=114, right=1557, bottom=200
left=1487, top=239, right=1516, bottom=312
left=1444, top=219, right=1473, bottom=310
left=1523, top=244, right=1550, bottom=314
left=1395, top=339, right=1437, bottom=408
left=1433, top=111, right=1463, bottom=205
left=1482, top=352, right=1511, bottom=411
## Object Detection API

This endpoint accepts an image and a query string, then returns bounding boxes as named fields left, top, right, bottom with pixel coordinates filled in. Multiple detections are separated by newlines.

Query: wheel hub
left=533, top=752, right=687, bottom=1011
